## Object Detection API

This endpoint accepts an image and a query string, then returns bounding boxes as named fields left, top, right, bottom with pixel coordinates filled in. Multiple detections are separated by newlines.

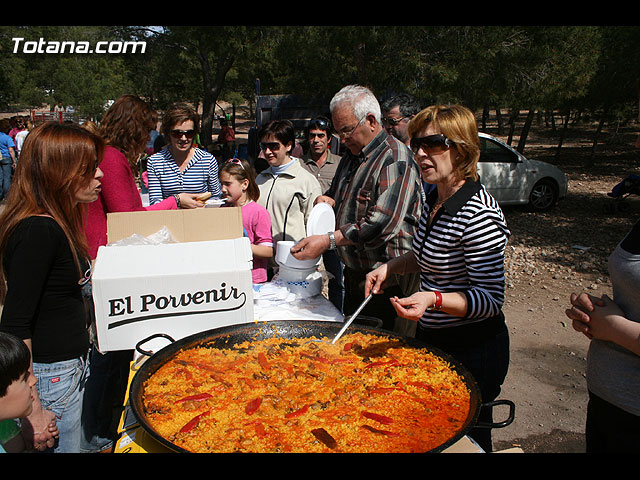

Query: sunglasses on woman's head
left=410, top=134, right=454, bottom=154
left=227, top=157, right=246, bottom=171
left=170, top=129, right=196, bottom=140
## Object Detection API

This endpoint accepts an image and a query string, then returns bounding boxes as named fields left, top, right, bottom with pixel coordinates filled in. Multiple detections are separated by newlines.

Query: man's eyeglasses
left=337, top=116, right=365, bottom=139
left=260, top=141, right=281, bottom=152
left=382, top=116, right=408, bottom=126
left=170, top=129, right=196, bottom=140
left=410, top=134, right=455, bottom=155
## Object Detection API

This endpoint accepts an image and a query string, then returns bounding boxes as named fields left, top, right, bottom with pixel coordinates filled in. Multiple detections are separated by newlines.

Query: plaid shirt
left=327, top=130, right=423, bottom=271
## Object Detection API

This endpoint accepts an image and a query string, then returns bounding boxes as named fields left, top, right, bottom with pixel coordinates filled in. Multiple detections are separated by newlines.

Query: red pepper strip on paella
left=245, top=397, right=262, bottom=415
left=364, top=359, right=400, bottom=369
left=258, top=352, right=270, bottom=370
left=179, top=410, right=211, bottom=433
left=362, top=411, right=393, bottom=425
left=175, top=393, right=213, bottom=404
left=284, top=404, right=310, bottom=419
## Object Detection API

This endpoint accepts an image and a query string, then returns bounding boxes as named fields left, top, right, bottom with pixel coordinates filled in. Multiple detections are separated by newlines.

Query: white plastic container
left=275, top=264, right=324, bottom=298
left=275, top=240, right=321, bottom=270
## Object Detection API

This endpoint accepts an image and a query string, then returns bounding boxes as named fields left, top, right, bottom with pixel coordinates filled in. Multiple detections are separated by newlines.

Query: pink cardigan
left=85, top=146, right=177, bottom=259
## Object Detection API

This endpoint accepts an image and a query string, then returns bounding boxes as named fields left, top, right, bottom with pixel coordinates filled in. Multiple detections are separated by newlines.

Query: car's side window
left=479, top=137, right=518, bottom=163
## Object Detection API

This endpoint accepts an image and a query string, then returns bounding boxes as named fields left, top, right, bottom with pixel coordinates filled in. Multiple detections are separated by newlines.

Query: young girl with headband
left=219, top=158, right=273, bottom=283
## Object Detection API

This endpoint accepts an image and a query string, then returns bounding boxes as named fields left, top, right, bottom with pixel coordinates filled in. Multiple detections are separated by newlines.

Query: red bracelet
left=428, top=291, right=442, bottom=310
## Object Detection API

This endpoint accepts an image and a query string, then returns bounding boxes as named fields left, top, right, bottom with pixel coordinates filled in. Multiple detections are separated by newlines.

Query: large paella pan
left=129, top=321, right=514, bottom=453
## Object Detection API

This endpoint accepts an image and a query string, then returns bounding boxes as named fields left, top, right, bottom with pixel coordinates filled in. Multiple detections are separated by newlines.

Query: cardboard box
left=92, top=208, right=254, bottom=352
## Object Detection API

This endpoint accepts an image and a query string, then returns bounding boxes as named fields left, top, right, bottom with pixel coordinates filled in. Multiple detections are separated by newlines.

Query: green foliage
left=2, top=26, right=638, bottom=128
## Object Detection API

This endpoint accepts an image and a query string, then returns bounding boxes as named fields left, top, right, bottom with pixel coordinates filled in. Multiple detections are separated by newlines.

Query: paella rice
left=141, top=331, right=471, bottom=453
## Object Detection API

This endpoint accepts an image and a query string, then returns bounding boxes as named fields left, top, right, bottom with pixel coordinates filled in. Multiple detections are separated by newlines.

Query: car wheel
left=528, top=178, right=558, bottom=212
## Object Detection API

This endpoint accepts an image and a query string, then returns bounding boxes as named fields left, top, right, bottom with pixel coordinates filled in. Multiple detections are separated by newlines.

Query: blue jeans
left=33, top=355, right=89, bottom=453
left=0, top=156, right=12, bottom=200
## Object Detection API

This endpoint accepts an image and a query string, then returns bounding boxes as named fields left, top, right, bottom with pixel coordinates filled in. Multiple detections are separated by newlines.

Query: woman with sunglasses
left=255, top=120, right=322, bottom=261
left=364, top=104, right=511, bottom=452
left=0, top=122, right=105, bottom=452
left=146, top=102, right=221, bottom=206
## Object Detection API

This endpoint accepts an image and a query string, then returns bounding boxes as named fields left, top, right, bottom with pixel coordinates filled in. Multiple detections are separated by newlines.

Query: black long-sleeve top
left=0, top=216, right=90, bottom=363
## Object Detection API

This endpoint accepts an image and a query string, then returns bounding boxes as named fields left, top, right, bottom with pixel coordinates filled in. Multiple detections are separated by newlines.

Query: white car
left=477, top=132, right=568, bottom=212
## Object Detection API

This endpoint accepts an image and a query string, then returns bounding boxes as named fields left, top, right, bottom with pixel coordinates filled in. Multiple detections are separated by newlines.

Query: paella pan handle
left=135, top=333, right=175, bottom=358
left=475, top=399, right=516, bottom=429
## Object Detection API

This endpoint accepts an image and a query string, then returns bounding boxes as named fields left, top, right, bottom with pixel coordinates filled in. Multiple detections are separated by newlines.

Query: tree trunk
left=589, top=114, right=606, bottom=166
left=555, top=109, right=570, bottom=159
left=516, top=109, right=535, bottom=153
left=197, top=49, right=235, bottom=148
left=507, top=109, right=519, bottom=146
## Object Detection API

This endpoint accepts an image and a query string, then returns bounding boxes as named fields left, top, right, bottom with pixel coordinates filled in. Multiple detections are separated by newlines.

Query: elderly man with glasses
left=291, top=85, right=424, bottom=332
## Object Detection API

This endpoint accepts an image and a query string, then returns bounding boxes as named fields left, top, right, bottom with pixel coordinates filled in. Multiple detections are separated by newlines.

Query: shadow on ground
left=494, top=429, right=585, bottom=453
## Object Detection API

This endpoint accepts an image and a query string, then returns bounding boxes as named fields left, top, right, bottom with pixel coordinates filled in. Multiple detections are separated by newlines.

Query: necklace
left=430, top=180, right=465, bottom=219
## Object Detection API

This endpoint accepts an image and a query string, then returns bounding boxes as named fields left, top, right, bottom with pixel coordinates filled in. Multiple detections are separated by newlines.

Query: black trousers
left=586, top=390, right=640, bottom=453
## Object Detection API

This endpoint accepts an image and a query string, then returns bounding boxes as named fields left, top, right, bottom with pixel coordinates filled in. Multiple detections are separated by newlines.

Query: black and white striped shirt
left=146, top=147, right=221, bottom=204
left=412, top=180, right=510, bottom=329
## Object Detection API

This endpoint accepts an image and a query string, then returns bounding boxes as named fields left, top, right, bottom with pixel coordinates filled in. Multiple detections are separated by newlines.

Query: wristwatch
left=327, top=231, right=336, bottom=250
left=427, top=291, right=443, bottom=310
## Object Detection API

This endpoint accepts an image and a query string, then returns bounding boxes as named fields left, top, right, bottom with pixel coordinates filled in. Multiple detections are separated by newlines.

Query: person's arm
left=207, top=156, right=222, bottom=199
left=566, top=293, right=640, bottom=355
left=20, top=339, right=59, bottom=451
left=9, top=146, right=16, bottom=167
left=458, top=209, right=509, bottom=320
left=251, top=207, right=273, bottom=259
left=145, top=156, right=163, bottom=205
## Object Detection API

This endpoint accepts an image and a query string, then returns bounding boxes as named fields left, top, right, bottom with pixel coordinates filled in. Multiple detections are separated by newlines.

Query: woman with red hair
left=0, top=122, right=105, bottom=452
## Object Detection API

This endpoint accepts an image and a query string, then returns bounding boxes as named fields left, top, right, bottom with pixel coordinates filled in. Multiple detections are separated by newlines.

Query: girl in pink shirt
left=219, top=158, right=273, bottom=283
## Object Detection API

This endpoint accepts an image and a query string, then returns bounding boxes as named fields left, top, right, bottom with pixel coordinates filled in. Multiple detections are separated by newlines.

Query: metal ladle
left=330, top=293, right=373, bottom=344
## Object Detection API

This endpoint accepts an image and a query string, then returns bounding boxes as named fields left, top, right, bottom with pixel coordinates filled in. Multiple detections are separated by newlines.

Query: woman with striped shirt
left=147, top=102, right=221, bottom=205
left=365, top=104, right=510, bottom=452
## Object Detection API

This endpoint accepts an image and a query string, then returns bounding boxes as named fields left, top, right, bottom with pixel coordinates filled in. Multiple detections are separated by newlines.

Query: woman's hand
left=390, top=292, right=435, bottom=322
left=566, top=292, right=603, bottom=339
left=365, top=264, right=389, bottom=297
left=178, top=193, right=205, bottom=209
left=21, top=406, right=58, bottom=451
left=566, top=292, right=640, bottom=355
